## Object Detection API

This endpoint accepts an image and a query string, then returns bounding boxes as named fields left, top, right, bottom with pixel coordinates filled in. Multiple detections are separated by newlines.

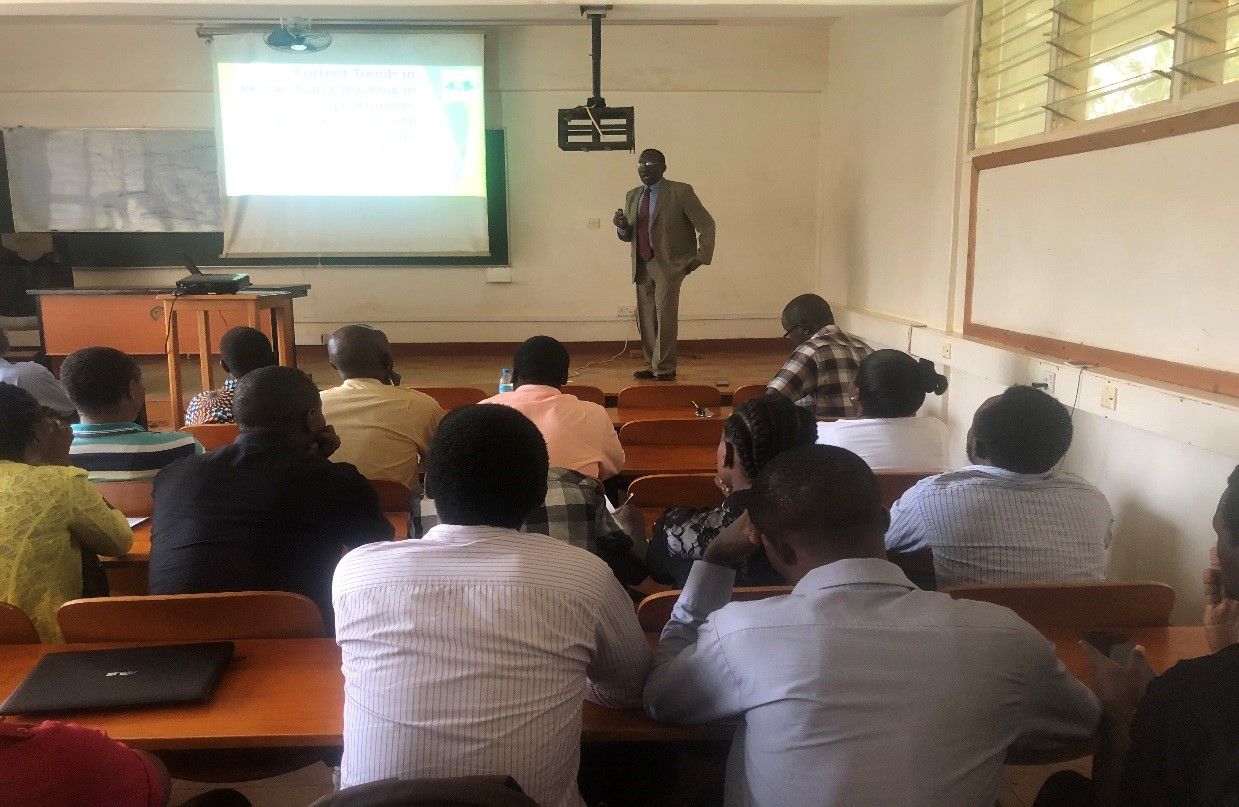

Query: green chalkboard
left=0, top=129, right=509, bottom=268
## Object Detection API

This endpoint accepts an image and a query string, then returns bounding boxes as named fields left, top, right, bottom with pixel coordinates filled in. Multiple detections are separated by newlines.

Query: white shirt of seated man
left=333, top=405, right=650, bottom=807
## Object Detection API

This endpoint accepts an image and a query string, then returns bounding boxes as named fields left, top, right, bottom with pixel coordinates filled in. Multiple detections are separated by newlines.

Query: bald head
left=328, top=325, right=394, bottom=383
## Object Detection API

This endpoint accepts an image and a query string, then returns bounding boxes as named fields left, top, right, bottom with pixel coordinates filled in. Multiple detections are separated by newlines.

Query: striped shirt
left=333, top=524, right=652, bottom=807
left=885, top=465, right=1114, bottom=589
left=767, top=325, right=872, bottom=418
left=69, top=422, right=203, bottom=483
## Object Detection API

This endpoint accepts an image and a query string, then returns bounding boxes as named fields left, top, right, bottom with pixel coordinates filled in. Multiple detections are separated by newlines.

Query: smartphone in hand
left=1083, top=629, right=1136, bottom=665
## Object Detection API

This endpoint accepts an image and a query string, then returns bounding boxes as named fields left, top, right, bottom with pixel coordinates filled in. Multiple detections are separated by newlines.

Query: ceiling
left=0, top=0, right=961, bottom=21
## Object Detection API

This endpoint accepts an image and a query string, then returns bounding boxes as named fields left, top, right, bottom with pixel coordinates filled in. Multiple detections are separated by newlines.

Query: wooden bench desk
left=0, top=639, right=732, bottom=750
left=611, top=407, right=731, bottom=428
left=620, top=445, right=718, bottom=477
left=0, top=629, right=1210, bottom=759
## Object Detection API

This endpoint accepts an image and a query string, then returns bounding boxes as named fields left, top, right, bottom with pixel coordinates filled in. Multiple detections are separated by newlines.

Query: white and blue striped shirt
left=333, top=524, right=651, bottom=807
left=885, top=465, right=1114, bottom=589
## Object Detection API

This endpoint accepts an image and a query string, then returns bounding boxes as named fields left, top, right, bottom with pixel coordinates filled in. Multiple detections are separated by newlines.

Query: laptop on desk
left=0, top=641, right=234, bottom=715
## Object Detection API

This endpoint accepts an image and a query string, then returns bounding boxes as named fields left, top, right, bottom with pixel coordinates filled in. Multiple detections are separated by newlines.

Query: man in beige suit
left=614, top=149, right=715, bottom=381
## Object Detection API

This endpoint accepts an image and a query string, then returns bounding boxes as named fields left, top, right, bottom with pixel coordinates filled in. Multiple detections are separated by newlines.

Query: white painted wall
left=820, top=11, right=965, bottom=330
left=829, top=9, right=1239, bottom=622
left=0, top=20, right=830, bottom=344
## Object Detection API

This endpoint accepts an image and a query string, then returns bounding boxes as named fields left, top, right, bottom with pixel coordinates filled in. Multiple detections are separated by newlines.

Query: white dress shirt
left=816, top=416, right=948, bottom=473
left=0, top=357, right=74, bottom=418
left=645, top=559, right=1100, bottom=807
left=333, top=524, right=651, bottom=807
left=885, top=465, right=1114, bottom=589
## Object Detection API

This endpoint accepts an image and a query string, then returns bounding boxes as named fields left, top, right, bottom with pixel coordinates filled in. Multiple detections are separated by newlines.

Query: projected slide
left=217, top=63, right=484, bottom=197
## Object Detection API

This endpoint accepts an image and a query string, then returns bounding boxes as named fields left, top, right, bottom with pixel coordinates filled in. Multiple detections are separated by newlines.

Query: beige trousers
left=634, top=259, right=685, bottom=376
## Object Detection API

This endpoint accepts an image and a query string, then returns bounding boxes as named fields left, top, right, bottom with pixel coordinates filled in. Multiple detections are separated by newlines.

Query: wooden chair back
left=729, top=384, right=767, bottom=408
left=618, top=418, right=724, bottom=447
left=370, top=479, right=412, bottom=511
left=943, top=581, right=1176, bottom=634
left=876, top=471, right=932, bottom=509
left=0, top=602, right=40, bottom=644
left=627, top=473, right=725, bottom=534
left=184, top=422, right=240, bottom=451
left=617, top=384, right=722, bottom=409
left=57, top=592, right=327, bottom=643
left=413, top=386, right=487, bottom=411
left=637, top=586, right=791, bottom=633
left=93, top=480, right=155, bottom=518
left=562, top=384, right=606, bottom=406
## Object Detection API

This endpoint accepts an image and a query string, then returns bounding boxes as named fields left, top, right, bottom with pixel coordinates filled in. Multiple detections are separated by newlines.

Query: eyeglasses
left=637, top=161, right=664, bottom=169
left=783, top=324, right=804, bottom=340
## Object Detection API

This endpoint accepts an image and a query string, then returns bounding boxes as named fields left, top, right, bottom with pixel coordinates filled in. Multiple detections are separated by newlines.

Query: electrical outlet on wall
left=1033, top=370, right=1056, bottom=395
left=586, top=218, right=601, bottom=229
left=1101, top=384, right=1118, bottom=411
left=942, top=343, right=952, bottom=360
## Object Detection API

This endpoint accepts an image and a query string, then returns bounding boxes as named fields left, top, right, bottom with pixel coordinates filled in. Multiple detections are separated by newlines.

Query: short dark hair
left=639, top=148, right=666, bottom=164
left=220, top=327, right=276, bottom=378
left=425, top=404, right=549, bottom=529
left=1225, top=466, right=1239, bottom=539
left=723, top=393, right=816, bottom=481
left=513, top=336, right=570, bottom=388
left=0, top=383, right=42, bottom=461
left=60, top=346, right=141, bottom=414
left=855, top=349, right=949, bottom=418
left=233, top=365, right=321, bottom=429
left=782, top=294, right=834, bottom=331
left=973, top=385, right=1073, bottom=474
left=749, top=444, right=885, bottom=547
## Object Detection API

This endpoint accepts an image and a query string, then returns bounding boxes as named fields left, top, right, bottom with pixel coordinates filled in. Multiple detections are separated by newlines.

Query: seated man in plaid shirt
left=767, top=294, right=872, bottom=419
left=409, top=463, right=647, bottom=585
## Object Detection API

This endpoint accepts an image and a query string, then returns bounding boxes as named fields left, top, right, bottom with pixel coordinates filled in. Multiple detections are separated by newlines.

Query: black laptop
left=0, top=641, right=235, bottom=715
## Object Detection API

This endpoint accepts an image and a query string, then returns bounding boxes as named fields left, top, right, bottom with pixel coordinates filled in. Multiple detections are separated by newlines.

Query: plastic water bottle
left=498, top=368, right=514, bottom=394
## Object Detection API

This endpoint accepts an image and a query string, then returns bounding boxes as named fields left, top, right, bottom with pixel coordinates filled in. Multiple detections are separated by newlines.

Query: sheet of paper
left=126, top=517, right=149, bottom=528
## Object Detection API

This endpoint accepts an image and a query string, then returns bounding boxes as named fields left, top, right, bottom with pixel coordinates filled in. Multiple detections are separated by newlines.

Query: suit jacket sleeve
left=681, top=184, right=716, bottom=265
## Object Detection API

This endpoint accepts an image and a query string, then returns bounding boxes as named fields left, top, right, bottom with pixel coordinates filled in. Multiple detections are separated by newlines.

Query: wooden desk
left=0, top=639, right=731, bottom=750
left=162, top=293, right=297, bottom=429
left=1003, top=626, right=1211, bottom=765
left=612, top=407, right=731, bottom=427
left=30, top=286, right=309, bottom=358
left=1053, top=626, right=1209, bottom=685
left=621, top=445, right=718, bottom=477
left=0, top=630, right=1209, bottom=757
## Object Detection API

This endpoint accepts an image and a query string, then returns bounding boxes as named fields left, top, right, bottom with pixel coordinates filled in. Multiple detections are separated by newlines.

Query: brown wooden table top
left=0, top=639, right=732, bottom=749
left=611, top=406, right=731, bottom=427
left=1053, top=625, right=1209, bottom=685
left=620, top=445, right=718, bottom=477
left=0, top=629, right=1209, bottom=754
left=107, top=513, right=411, bottom=567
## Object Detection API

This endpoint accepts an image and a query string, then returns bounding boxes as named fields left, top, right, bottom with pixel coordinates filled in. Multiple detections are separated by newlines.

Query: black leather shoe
left=633, top=370, right=656, bottom=380
left=655, top=372, right=677, bottom=381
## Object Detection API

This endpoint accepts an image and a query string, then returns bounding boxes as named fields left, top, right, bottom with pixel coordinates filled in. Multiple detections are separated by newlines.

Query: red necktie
left=636, top=189, right=654, bottom=262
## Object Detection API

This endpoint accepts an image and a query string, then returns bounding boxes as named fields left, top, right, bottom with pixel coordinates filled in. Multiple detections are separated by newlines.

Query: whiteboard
left=972, top=123, right=1239, bottom=374
left=3, top=128, right=222, bottom=232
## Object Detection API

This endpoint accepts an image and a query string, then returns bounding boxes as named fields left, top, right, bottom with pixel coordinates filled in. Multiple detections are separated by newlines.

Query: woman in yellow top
left=0, top=382, right=132, bottom=641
